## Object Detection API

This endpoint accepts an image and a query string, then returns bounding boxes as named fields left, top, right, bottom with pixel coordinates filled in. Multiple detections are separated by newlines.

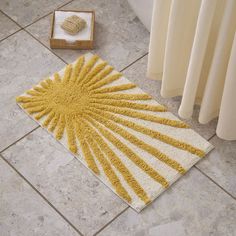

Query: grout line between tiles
left=0, top=9, right=23, bottom=29
left=93, top=206, right=129, bottom=236
left=0, top=28, right=23, bottom=43
left=194, top=166, right=236, bottom=201
left=23, top=28, right=68, bottom=64
left=0, top=0, right=73, bottom=43
left=207, top=133, right=216, bottom=141
left=23, top=0, right=75, bottom=29
left=23, top=11, right=53, bottom=28
left=0, top=0, right=73, bottom=28
left=193, top=132, right=236, bottom=201
left=0, top=153, right=83, bottom=236
left=0, top=126, right=40, bottom=154
left=0, top=1, right=75, bottom=64
left=120, top=53, right=148, bottom=72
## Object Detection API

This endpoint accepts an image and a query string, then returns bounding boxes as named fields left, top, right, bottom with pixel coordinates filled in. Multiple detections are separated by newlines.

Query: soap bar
left=61, top=15, right=86, bottom=35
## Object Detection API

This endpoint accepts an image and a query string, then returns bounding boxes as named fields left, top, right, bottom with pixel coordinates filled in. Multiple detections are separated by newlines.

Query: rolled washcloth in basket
left=61, top=15, right=86, bottom=35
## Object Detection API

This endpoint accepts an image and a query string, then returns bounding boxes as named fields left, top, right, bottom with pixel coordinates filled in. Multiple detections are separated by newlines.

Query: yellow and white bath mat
left=16, top=53, right=213, bottom=212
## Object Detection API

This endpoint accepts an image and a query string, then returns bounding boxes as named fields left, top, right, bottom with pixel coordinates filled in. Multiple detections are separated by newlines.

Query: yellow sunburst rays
left=75, top=119, right=132, bottom=203
left=83, top=110, right=186, bottom=174
left=83, top=115, right=169, bottom=186
left=75, top=118, right=151, bottom=204
left=16, top=54, right=205, bottom=204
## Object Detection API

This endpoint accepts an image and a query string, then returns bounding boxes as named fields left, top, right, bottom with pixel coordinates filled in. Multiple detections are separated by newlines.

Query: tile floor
left=0, top=1, right=235, bottom=235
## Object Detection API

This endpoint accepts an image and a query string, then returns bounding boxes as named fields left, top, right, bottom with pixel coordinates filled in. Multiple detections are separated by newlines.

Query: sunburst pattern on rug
left=16, top=53, right=213, bottom=211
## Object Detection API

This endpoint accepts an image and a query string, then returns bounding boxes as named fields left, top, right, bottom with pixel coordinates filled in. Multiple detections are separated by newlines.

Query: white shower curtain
left=147, top=0, right=236, bottom=140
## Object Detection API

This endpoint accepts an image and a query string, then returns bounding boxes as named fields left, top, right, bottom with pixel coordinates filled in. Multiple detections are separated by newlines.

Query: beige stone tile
left=26, top=0, right=149, bottom=70
left=0, top=0, right=70, bottom=27
left=98, top=168, right=236, bottom=236
left=0, top=31, right=65, bottom=151
left=0, top=12, right=20, bottom=41
left=122, top=55, right=217, bottom=140
left=197, top=136, right=236, bottom=198
left=0, top=157, right=80, bottom=236
left=2, top=128, right=127, bottom=236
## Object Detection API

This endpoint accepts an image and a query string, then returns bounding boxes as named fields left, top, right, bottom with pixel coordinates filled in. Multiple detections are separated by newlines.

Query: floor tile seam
left=194, top=166, right=236, bottom=201
left=93, top=206, right=130, bottom=236
left=0, top=153, right=84, bottom=236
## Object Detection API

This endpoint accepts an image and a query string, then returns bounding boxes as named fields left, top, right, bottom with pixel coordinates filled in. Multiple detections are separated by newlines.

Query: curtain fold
left=147, top=0, right=236, bottom=140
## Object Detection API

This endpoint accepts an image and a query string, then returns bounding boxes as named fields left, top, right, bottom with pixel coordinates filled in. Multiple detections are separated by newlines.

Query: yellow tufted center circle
left=48, top=84, right=89, bottom=114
